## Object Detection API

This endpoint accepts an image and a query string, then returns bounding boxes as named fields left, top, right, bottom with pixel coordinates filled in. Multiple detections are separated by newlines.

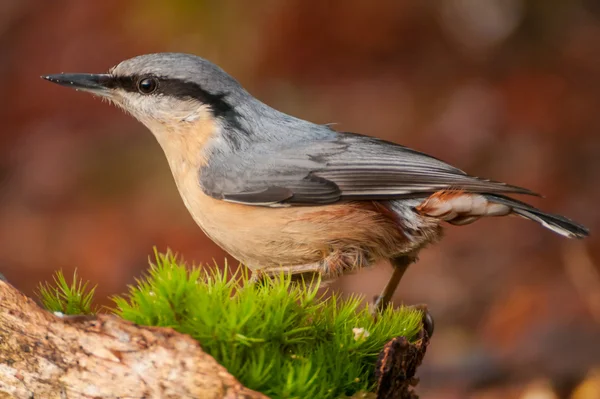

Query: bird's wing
left=199, top=132, right=538, bottom=206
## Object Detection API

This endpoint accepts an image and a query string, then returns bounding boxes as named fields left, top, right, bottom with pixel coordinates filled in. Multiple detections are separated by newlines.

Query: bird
left=42, top=53, right=589, bottom=315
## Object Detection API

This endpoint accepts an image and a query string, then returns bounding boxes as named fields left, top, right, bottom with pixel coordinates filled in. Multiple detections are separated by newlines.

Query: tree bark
left=0, top=280, right=267, bottom=399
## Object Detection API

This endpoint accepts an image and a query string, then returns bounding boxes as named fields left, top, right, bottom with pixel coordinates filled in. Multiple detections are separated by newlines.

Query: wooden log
left=0, top=280, right=267, bottom=399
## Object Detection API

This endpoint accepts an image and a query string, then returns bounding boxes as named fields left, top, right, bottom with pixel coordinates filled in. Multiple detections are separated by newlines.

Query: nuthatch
left=42, top=53, right=589, bottom=314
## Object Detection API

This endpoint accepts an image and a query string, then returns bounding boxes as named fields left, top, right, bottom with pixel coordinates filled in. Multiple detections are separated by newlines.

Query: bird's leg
left=372, top=255, right=415, bottom=314
left=371, top=257, right=434, bottom=336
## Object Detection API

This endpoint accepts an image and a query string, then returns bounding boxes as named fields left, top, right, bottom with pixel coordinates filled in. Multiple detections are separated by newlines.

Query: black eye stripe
left=104, top=75, right=136, bottom=91
left=107, top=74, right=233, bottom=116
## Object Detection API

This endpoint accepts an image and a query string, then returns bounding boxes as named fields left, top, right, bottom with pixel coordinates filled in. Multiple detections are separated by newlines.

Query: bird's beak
left=41, top=73, right=114, bottom=96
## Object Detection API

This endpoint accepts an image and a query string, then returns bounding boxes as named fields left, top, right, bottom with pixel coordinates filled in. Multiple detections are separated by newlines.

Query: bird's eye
left=137, top=77, right=158, bottom=94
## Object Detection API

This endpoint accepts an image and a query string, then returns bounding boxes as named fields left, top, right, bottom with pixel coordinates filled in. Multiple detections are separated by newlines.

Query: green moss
left=38, top=250, right=423, bottom=399
left=37, top=269, right=97, bottom=315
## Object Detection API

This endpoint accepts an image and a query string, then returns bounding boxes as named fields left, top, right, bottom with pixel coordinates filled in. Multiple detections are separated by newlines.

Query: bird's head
left=42, top=53, right=246, bottom=147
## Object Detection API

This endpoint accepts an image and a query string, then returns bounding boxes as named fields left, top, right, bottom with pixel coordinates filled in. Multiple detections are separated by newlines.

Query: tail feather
left=483, top=194, right=589, bottom=239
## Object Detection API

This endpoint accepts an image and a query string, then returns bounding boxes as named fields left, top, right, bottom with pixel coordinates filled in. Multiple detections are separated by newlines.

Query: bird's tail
left=482, top=194, right=589, bottom=239
left=416, top=191, right=589, bottom=239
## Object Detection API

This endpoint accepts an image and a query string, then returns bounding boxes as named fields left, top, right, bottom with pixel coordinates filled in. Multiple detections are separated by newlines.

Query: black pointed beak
left=41, top=73, right=113, bottom=94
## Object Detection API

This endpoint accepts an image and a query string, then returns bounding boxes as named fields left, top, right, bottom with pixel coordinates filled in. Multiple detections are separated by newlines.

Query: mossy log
left=0, top=279, right=429, bottom=399
left=0, top=280, right=267, bottom=398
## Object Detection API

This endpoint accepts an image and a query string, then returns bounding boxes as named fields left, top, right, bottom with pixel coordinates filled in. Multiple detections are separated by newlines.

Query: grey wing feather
left=200, top=132, right=538, bottom=206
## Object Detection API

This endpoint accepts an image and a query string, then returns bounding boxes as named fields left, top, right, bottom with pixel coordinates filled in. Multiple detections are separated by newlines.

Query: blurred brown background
left=1, top=0, right=600, bottom=398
